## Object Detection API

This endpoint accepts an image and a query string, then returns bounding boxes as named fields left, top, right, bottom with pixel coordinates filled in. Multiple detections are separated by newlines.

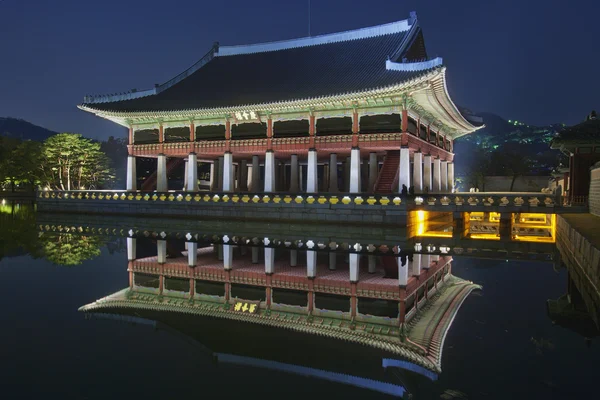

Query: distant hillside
left=0, top=117, right=57, bottom=141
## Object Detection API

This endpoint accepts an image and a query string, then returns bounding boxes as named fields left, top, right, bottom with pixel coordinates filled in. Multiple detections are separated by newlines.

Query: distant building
left=551, top=111, right=600, bottom=204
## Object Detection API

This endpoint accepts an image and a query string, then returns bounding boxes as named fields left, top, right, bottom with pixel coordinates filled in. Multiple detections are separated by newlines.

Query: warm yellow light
left=518, top=213, right=547, bottom=224
left=489, top=212, right=501, bottom=222
left=470, top=212, right=484, bottom=221
left=469, top=233, right=500, bottom=240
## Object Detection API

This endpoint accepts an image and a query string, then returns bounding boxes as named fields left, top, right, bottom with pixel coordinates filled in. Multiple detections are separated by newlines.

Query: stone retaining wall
left=590, top=162, right=600, bottom=217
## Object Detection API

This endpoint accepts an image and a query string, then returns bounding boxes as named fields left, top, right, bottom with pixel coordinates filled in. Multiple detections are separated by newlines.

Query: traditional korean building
left=551, top=111, right=600, bottom=205
left=79, top=12, right=480, bottom=194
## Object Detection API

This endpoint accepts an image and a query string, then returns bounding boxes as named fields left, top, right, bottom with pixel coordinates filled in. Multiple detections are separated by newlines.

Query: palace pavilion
left=79, top=12, right=481, bottom=195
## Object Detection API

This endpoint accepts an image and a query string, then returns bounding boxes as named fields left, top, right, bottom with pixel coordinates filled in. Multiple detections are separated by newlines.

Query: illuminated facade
left=79, top=12, right=480, bottom=195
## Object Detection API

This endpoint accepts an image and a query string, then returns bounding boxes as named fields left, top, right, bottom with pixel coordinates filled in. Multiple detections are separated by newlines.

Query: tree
left=40, top=133, right=115, bottom=190
left=0, top=139, right=42, bottom=192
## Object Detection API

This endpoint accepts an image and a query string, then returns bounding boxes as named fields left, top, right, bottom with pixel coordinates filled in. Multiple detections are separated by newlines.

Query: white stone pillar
left=441, top=160, right=448, bottom=193
left=127, top=237, right=136, bottom=261
left=398, top=257, right=408, bottom=287
left=413, top=152, right=423, bottom=193
left=422, top=255, right=431, bottom=269
left=209, top=162, right=215, bottom=190
left=307, top=250, right=317, bottom=278
left=431, top=254, right=440, bottom=264
left=349, top=147, right=361, bottom=193
left=328, top=153, right=338, bottom=192
left=433, top=158, right=442, bottom=192
left=368, top=255, right=376, bottom=274
left=187, top=153, right=198, bottom=192
left=423, top=155, right=432, bottom=193
left=157, top=240, right=167, bottom=264
left=252, top=247, right=259, bottom=264
left=157, top=154, right=168, bottom=192
left=264, top=247, right=275, bottom=274
left=223, top=244, right=233, bottom=270
left=251, top=155, right=260, bottom=192
left=329, top=253, right=337, bottom=270
left=126, top=155, right=137, bottom=191
left=349, top=254, right=359, bottom=282
left=398, top=147, right=410, bottom=193
left=187, top=242, right=198, bottom=267
left=183, top=159, right=189, bottom=190
left=411, top=254, right=422, bottom=277
left=290, top=249, right=298, bottom=266
left=448, top=162, right=455, bottom=193
left=368, top=152, right=378, bottom=192
left=264, top=151, right=275, bottom=192
left=223, top=152, right=234, bottom=192
left=290, top=154, right=299, bottom=193
left=306, top=149, right=318, bottom=193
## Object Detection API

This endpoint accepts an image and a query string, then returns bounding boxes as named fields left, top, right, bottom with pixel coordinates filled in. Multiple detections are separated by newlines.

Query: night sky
left=1, top=0, right=599, bottom=139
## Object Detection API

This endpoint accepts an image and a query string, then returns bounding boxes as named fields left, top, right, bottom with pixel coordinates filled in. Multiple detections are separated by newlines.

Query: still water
left=0, top=201, right=597, bottom=399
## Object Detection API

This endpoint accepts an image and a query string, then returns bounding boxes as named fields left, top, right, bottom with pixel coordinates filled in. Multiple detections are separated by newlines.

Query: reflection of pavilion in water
left=80, top=235, right=480, bottom=383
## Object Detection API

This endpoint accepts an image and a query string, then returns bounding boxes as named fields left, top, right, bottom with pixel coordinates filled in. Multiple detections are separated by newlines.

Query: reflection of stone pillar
left=398, top=257, right=408, bottom=287
left=307, top=250, right=317, bottom=278
left=157, top=240, right=167, bottom=264
left=223, top=152, right=233, bottom=192
left=157, top=154, right=168, bottom=192
left=240, top=160, right=248, bottom=191
left=290, top=249, right=298, bottom=266
left=411, top=255, right=421, bottom=276
left=433, top=158, right=441, bottom=192
left=329, top=253, right=337, bottom=270
left=350, top=148, right=361, bottom=193
left=307, top=149, right=318, bottom=193
left=441, top=161, right=448, bottom=193
left=187, top=153, right=198, bottom=192
left=264, top=247, right=275, bottom=274
left=187, top=242, right=198, bottom=267
left=368, top=152, right=378, bottom=192
left=251, top=155, right=260, bottom=192
left=290, top=154, right=299, bottom=193
left=422, top=255, right=431, bottom=269
left=264, top=150, right=275, bottom=192
left=413, top=152, right=423, bottom=193
left=398, top=147, right=410, bottom=193
left=448, top=162, right=455, bottom=192
left=223, top=244, right=233, bottom=270
left=431, top=254, right=440, bottom=263
left=127, top=155, right=137, bottom=191
left=368, top=255, right=376, bottom=274
left=349, top=254, right=359, bottom=282
left=127, top=237, right=136, bottom=261
left=423, top=155, right=432, bottom=193
left=328, top=153, right=338, bottom=192
left=251, top=247, right=259, bottom=264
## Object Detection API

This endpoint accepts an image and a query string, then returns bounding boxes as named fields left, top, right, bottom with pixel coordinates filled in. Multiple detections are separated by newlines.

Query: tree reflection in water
left=0, top=200, right=41, bottom=261
left=39, top=233, right=106, bottom=266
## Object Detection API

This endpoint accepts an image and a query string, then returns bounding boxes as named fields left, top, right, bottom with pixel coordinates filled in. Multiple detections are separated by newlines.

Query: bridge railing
left=413, top=191, right=565, bottom=209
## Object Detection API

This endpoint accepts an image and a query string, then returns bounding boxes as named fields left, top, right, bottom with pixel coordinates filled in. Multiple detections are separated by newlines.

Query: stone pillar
left=433, top=157, right=442, bottom=192
left=290, top=249, right=298, bottom=266
left=290, top=154, right=299, bottom=193
left=361, top=158, right=369, bottom=193
left=349, top=147, right=361, bottom=193
left=423, top=155, right=432, bottom=193
left=223, top=152, right=234, bottom=192
left=252, top=247, right=259, bottom=264
left=368, top=255, right=376, bottom=274
left=251, top=155, right=260, bottom=192
left=127, top=155, right=137, bottom=191
left=448, top=162, right=455, bottom=192
left=187, top=153, right=198, bottom=192
left=217, top=156, right=224, bottom=191
left=349, top=254, right=359, bottom=283
left=368, top=152, right=378, bottom=192
left=127, top=237, right=136, bottom=261
left=157, top=154, right=168, bottom=192
left=183, top=159, right=189, bottom=190
left=329, top=253, right=337, bottom=270
left=223, top=244, right=233, bottom=270
left=307, top=250, right=317, bottom=279
left=422, top=255, right=431, bottom=269
left=413, top=152, right=423, bottom=193
left=264, top=247, right=275, bottom=274
left=187, top=242, right=198, bottom=267
left=210, top=162, right=216, bottom=191
left=240, top=160, right=248, bottom=191
left=344, top=157, right=351, bottom=192
left=264, top=150, right=275, bottom=192
left=157, top=240, right=167, bottom=264
left=307, top=149, right=318, bottom=193
left=398, top=257, right=408, bottom=287
left=441, top=160, right=448, bottom=193
left=411, top=255, right=421, bottom=277
left=398, top=147, right=410, bottom=193
left=328, top=153, right=338, bottom=192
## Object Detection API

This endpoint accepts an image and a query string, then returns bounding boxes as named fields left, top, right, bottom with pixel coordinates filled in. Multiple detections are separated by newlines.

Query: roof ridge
left=216, top=17, right=413, bottom=57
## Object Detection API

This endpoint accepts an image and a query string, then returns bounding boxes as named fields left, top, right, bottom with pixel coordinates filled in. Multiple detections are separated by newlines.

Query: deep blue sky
left=1, top=0, right=598, bottom=139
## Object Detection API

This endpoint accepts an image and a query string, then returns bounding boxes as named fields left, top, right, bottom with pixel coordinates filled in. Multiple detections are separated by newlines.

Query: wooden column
left=401, top=109, right=408, bottom=133
left=225, top=119, right=231, bottom=152
left=267, top=117, right=273, bottom=150
left=352, top=110, right=359, bottom=147
left=128, top=127, right=134, bottom=145
left=309, top=114, right=316, bottom=148
left=158, top=124, right=164, bottom=153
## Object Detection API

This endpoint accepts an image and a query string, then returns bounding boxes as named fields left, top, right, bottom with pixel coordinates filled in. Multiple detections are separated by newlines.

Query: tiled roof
left=82, top=19, right=439, bottom=113
left=551, top=117, right=600, bottom=147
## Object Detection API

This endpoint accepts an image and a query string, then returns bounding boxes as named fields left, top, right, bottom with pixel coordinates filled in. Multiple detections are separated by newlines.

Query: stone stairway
left=374, top=150, right=399, bottom=193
